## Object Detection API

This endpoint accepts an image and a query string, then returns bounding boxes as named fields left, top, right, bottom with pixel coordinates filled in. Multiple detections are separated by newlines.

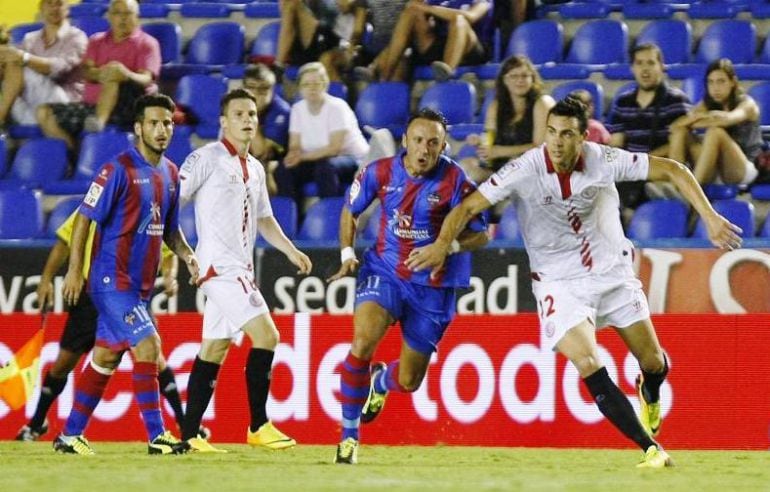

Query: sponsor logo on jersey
left=427, top=192, right=441, bottom=205
left=603, top=146, right=619, bottom=162
left=84, top=182, right=104, bottom=207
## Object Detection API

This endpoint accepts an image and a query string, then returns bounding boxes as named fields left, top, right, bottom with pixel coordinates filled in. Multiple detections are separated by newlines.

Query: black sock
left=29, top=372, right=68, bottom=429
left=158, top=366, right=185, bottom=430
left=583, top=367, right=656, bottom=451
left=246, top=348, right=274, bottom=432
left=641, top=354, right=669, bottom=403
left=181, top=357, right=220, bottom=440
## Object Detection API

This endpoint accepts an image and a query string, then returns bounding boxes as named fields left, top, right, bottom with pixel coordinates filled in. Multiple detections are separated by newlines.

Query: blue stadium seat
left=751, top=184, right=770, bottom=201
left=0, top=135, right=6, bottom=178
left=419, top=81, right=476, bottom=126
left=179, top=3, right=231, bottom=18
left=565, top=20, right=628, bottom=65
left=551, top=80, right=604, bottom=119
left=265, top=196, right=298, bottom=241
left=747, top=82, right=770, bottom=127
left=761, top=213, right=770, bottom=238
left=297, top=197, right=345, bottom=241
left=138, top=3, right=171, bottom=19
left=165, top=125, right=193, bottom=165
left=693, top=199, right=755, bottom=238
left=3, top=138, right=68, bottom=189
left=680, top=76, right=704, bottom=105
left=635, top=19, right=692, bottom=65
left=46, top=196, right=83, bottom=238
left=355, top=82, right=410, bottom=139
left=622, top=3, right=674, bottom=19
left=703, top=184, right=738, bottom=201
left=175, top=74, right=228, bottom=138
left=9, top=23, right=43, bottom=45
left=179, top=203, right=197, bottom=247
left=142, top=22, right=181, bottom=64
left=77, top=131, right=132, bottom=179
left=687, top=2, right=740, bottom=19
left=71, top=16, right=110, bottom=37
left=627, top=199, right=689, bottom=240
left=69, top=3, right=107, bottom=17
left=184, top=22, right=245, bottom=67
left=695, top=20, right=756, bottom=64
left=497, top=204, right=522, bottom=243
left=249, top=21, right=280, bottom=64
left=0, top=189, right=43, bottom=239
left=244, top=2, right=281, bottom=18
left=505, top=20, right=563, bottom=65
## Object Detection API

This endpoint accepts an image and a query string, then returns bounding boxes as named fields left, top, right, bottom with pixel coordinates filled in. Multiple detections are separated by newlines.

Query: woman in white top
left=276, top=62, right=369, bottom=204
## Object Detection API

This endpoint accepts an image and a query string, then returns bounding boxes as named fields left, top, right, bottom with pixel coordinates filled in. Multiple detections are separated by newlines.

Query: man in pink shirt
left=37, top=0, right=160, bottom=148
left=0, top=0, right=87, bottom=126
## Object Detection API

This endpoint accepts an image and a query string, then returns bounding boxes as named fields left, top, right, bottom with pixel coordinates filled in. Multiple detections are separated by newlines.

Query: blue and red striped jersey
left=347, top=152, right=486, bottom=288
left=80, top=147, right=180, bottom=300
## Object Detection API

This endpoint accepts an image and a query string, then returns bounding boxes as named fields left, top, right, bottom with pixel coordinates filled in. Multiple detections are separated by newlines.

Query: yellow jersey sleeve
left=55, top=210, right=97, bottom=279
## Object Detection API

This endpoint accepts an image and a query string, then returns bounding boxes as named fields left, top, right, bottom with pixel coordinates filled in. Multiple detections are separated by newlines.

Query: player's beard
left=141, top=135, right=167, bottom=158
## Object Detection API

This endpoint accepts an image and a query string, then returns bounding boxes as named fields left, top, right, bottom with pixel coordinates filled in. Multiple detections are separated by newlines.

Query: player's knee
left=639, top=350, right=665, bottom=374
left=572, top=354, right=603, bottom=377
left=199, top=339, right=230, bottom=363
left=350, top=336, right=377, bottom=359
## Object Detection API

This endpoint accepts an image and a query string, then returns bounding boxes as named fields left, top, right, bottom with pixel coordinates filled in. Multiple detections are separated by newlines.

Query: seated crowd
left=0, top=0, right=768, bottom=240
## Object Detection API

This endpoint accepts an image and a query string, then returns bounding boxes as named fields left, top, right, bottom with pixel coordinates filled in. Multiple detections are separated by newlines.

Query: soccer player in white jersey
left=407, top=97, right=743, bottom=468
left=178, top=88, right=313, bottom=453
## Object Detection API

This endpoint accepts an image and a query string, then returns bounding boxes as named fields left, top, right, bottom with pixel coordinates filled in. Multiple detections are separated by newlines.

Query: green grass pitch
left=1, top=443, right=768, bottom=492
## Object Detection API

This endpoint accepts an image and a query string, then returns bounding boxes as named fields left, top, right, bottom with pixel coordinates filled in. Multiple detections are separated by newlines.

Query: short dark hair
left=549, top=97, right=589, bottom=133
left=631, top=42, right=665, bottom=65
left=134, top=93, right=176, bottom=122
left=407, top=107, right=448, bottom=132
left=243, top=63, right=276, bottom=86
left=220, top=88, right=257, bottom=115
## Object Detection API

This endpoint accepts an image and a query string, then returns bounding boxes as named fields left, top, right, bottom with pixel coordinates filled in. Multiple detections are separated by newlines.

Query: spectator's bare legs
left=37, top=104, right=75, bottom=149
left=276, top=0, right=319, bottom=66
left=320, top=50, right=343, bottom=82
left=442, top=15, right=477, bottom=71
left=692, top=127, right=749, bottom=184
left=0, top=61, right=23, bottom=124
left=667, top=126, right=689, bottom=164
left=381, top=4, right=434, bottom=80
left=94, top=79, right=120, bottom=129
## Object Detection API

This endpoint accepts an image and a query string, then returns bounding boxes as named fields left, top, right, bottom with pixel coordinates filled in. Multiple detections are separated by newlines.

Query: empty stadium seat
left=165, top=125, right=194, bottom=165
left=505, top=20, right=563, bottom=65
left=680, top=76, right=705, bottom=105
left=75, top=131, right=133, bottom=180
left=355, top=82, right=410, bottom=139
left=760, top=213, right=770, bottom=238
left=185, top=22, right=245, bottom=67
left=71, top=16, right=110, bottom=37
left=297, top=197, right=345, bottom=241
left=565, top=20, right=628, bottom=65
left=693, top=199, right=755, bottom=238
left=69, top=3, right=107, bottom=17
left=627, top=199, right=689, bottom=240
left=249, top=21, right=280, bottom=64
left=9, top=23, right=42, bottom=45
left=695, top=20, right=756, bottom=64
left=0, top=189, right=43, bottom=239
left=551, top=80, right=604, bottom=119
left=2, top=138, right=68, bottom=189
left=635, top=19, right=692, bottom=65
left=46, top=196, right=83, bottom=238
left=497, top=204, right=522, bottom=243
left=175, top=74, right=228, bottom=138
left=142, top=22, right=181, bottom=64
left=260, top=196, right=298, bottom=244
left=419, top=81, right=476, bottom=126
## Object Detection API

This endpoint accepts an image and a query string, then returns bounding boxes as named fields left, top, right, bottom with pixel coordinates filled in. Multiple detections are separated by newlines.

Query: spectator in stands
left=361, top=0, right=492, bottom=82
left=0, top=0, right=87, bottom=128
left=568, top=89, right=610, bottom=144
left=459, top=55, right=555, bottom=184
left=351, top=0, right=409, bottom=82
left=275, top=0, right=365, bottom=81
left=36, top=0, right=161, bottom=149
left=668, top=58, right=761, bottom=187
left=243, top=63, right=291, bottom=196
left=275, top=62, right=369, bottom=207
left=606, top=43, right=690, bottom=210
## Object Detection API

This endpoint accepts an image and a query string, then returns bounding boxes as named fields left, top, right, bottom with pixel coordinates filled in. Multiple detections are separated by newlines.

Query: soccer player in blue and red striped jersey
left=328, top=108, right=489, bottom=464
left=53, top=93, right=200, bottom=455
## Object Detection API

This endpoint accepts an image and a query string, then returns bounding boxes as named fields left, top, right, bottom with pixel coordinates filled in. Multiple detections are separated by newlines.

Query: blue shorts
left=90, top=291, right=157, bottom=351
left=354, top=261, right=456, bottom=355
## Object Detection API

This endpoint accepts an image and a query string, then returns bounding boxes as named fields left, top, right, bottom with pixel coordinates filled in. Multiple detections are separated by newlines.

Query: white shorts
left=11, top=69, right=71, bottom=125
left=713, top=159, right=759, bottom=186
left=533, top=263, right=650, bottom=351
left=200, top=268, right=269, bottom=340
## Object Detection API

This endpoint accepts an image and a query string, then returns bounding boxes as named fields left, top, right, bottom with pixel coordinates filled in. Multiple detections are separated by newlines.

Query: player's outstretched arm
left=647, top=155, right=743, bottom=250
left=327, top=207, right=359, bottom=282
left=406, top=190, right=492, bottom=272
left=257, top=216, right=312, bottom=274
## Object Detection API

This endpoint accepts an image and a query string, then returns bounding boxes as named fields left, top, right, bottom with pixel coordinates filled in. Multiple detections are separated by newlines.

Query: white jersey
left=179, top=139, right=272, bottom=275
left=478, top=142, right=649, bottom=280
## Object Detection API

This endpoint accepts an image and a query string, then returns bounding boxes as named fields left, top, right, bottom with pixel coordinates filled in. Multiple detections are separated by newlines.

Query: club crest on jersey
left=542, top=196, right=553, bottom=205
left=603, top=146, right=619, bottom=162
left=427, top=192, right=441, bottom=205
left=390, top=210, right=412, bottom=228
left=138, top=202, right=164, bottom=236
left=84, top=182, right=104, bottom=207
left=124, top=312, right=136, bottom=326
left=580, top=187, right=598, bottom=199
